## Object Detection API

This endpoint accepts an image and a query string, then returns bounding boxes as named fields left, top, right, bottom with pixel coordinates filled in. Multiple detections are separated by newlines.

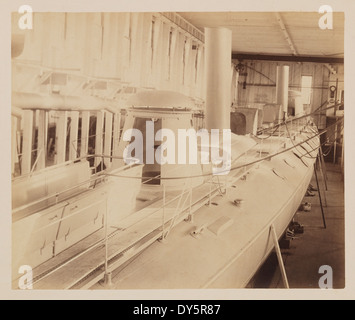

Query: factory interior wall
left=234, top=60, right=344, bottom=128
left=12, top=12, right=206, bottom=102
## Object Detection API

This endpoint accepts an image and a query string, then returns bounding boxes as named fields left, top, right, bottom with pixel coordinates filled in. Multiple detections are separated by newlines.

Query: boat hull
left=103, top=132, right=319, bottom=289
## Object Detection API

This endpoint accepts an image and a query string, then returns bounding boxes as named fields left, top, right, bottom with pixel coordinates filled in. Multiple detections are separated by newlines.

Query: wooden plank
left=95, top=111, right=104, bottom=167
left=33, top=165, right=250, bottom=289
left=152, top=16, right=162, bottom=76
left=22, top=110, right=34, bottom=175
left=112, top=112, right=121, bottom=159
left=183, top=38, right=191, bottom=86
left=26, top=228, right=105, bottom=284
left=33, top=161, right=252, bottom=289
left=131, top=13, right=144, bottom=86
left=36, top=110, right=47, bottom=170
left=11, top=116, right=18, bottom=175
left=104, top=112, right=113, bottom=167
left=34, top=202, right=179, bottom=289
left=169, top=28, right=178, bottom=82
left=271, top=224, right=289, bottom=288
left=69, top=111, right=79, bottom=160
left=159, top=22, right=170, bottom=85
left=196, top=46, right=204, bottom=97
left=140, top=13, right=153, bottom=87
left=80, top=111, right=90, bottom=157
left=55, top=111, right=68, bottom=164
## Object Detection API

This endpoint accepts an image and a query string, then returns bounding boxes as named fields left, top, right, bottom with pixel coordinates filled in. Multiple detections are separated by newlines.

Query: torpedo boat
left=11, top=20, right=322, bottom=289
left=11, top=88, right=320, bottom=289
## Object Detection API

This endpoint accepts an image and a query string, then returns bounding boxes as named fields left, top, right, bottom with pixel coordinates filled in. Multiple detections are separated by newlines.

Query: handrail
left=162, top=181, right=192, bottom=240
left=257, top=102, right=343, bottom=135
left=12, top=158, right=140, bottom=215
left=30, top=173, right=210, bottom=286
left=13, top=118, right=343, bottom=215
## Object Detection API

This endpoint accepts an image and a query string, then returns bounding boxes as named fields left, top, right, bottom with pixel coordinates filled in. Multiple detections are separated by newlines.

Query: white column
left=276, top=65, right=290, bottom=116
left=204, top=28, right=232, bottom=130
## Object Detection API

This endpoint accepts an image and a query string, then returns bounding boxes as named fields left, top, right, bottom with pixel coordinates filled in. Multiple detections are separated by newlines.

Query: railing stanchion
left=209, top=176, right=212, bottom=207
left=189, top=186, right=193, bottom=222
left=161, top=184, right=166, bottom=241
left=103, top=191, right=112, bottom=286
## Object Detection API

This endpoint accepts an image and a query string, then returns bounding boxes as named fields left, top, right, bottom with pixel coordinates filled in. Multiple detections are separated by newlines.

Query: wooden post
left=319, top=146, right=328, bottom=188
left=183, top=38, right=191, bottom=87
left=80, top=111, right=90, bottom=158
left=69, top=111, right=79, bottom=161
left=333, top=119, right=338, bottom=164
left=151, top=16, right=162, bottom=87
left=104, top=112, right=113, bottom=168
left=341, top=134, right=344, bottom=176
left=95, top=111, right=104, bottom=167
left=169, top=28, right=178, bottom=83
left=317, top=155, right=328, bottom=207
left=189, top=187, right=193, bottom=223
left=314, top=162, right=327, bottom=229
left=22, top=110, right=34, bottom=175
left=11, top=116, right=19, bottom=175
left=161, top=184, right=166, bottom=242
left=270, top=224, right=289, bottom=289
left=112, top=112, right=121, bottom=159
left=37, top=110, right=48, bottom=170
left=55, top=111, right=68, bottom=164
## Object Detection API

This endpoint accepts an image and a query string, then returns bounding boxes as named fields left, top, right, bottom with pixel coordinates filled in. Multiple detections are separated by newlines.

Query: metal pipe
left=276, top=65, right=290, bottom=116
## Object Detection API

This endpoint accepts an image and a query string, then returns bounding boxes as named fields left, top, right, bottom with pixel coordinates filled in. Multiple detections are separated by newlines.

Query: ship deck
left=16, top=126, right=325, bottom=290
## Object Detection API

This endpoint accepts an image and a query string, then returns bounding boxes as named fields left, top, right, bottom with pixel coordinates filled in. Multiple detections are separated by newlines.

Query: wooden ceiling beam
left=274, top=12, right=298, bottom=56
left=231, top=53, right=344, bottom=64
left=324, top=63, right=337, bottom=74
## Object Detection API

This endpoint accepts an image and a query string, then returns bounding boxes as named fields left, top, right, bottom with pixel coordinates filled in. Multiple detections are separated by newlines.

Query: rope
left=102, top=117, right=344, bottom=181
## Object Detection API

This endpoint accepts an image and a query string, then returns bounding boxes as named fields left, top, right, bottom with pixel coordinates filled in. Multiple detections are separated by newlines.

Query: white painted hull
left=102, top=129, right=319, bottom=289
left=11, top=115, right=319, bottom=289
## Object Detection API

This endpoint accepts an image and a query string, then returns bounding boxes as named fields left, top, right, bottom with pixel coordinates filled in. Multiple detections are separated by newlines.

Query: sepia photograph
left=1, top=0, right=354, bottom=301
